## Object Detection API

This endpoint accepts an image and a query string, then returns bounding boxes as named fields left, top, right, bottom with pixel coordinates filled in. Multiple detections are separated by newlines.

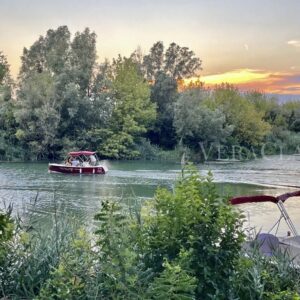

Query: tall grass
left=0, top=196, right=85, bottom=299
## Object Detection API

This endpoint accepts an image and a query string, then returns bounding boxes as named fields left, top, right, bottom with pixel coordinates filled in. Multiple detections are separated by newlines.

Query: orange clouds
left=184, top=69, right=300, bottom=95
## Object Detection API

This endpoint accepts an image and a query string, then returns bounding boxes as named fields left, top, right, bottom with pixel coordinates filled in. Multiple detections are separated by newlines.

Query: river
left=1, top=155, right=300, bottom=235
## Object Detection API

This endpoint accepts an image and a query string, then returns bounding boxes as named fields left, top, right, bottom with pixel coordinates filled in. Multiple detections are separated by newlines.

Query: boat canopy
left=231, top=195, right=278, bottom=205
left=230, top=190, right=300, bottom=205
left=68, top=151, right=96, bottom=157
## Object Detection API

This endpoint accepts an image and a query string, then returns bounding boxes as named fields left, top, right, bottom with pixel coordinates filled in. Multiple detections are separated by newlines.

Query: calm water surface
left=1, top=155, right=300, bottom=235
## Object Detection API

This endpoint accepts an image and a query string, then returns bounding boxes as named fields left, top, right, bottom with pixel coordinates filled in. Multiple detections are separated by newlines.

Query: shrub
left=232, top=249, right=300, bottom=299
left=0, top=202, right=83, bottom=299
left=140, top=167, right=245, bottom=298
left=0, top=206, right=14, bottom=265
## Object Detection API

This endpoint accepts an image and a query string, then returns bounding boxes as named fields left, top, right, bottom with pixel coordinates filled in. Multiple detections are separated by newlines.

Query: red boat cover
left=230, top=195, right=278, bottom=205
left=230, top=190, right=300, bottom=205
left=68, top=151, right=96, bottom=156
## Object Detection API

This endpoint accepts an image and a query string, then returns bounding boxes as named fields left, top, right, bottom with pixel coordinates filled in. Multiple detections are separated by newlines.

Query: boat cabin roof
left=68, top=151, right=96, bottom=157
left=230, top=190, right=300, bottom=205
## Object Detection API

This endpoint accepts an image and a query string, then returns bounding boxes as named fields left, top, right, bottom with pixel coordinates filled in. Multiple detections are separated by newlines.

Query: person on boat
left=72, top=158, right=80, bottom=166
left=66, top=156, right=73, bottom=166
left=89, top=154, right=96, bottom=166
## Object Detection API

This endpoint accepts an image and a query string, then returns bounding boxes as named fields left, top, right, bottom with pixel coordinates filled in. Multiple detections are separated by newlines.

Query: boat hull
left=48, top=163, right=107, bottom=174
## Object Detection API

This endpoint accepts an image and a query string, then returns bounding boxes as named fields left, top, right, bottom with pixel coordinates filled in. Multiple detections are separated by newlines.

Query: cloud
left=287, top=40, right=300, bottom=47
left=196, top=69, right=272, bottom=85
left=244, top=44, right=249, bottom=51
left=184, top=69, right=300, bottom=95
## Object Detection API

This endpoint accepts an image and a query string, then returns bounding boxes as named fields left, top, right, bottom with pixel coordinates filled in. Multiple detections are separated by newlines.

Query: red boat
left=48, top=151, right=108, bottom=174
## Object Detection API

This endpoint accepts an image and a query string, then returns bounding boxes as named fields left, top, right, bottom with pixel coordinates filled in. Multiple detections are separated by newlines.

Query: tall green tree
left=143, top=41, right=201, bottom=80
left=0, top=52, right=19, bottom=160
left=15, top=72, right=59, bottom=159
left=164, top=42, right=202, bottom=80
left=143, top=41, right=164, bottom=80
left=83, top=60, right=115, bottom=150
left=147, top=71, right=178, bottom=149
left=20, top=26, right=71, bottom=78
left=142, top=42, right=201, bottom=150
left=209, top=85, right=271, bottom=147
left=174, top=88, right=233, bottom=151
left=98, top=59, right=156, bottom=159
left=70, top=28, right=97, bottom=97
left=16, top=26, right=106, bottom=158
left=0, top=52, right=11, bottom=86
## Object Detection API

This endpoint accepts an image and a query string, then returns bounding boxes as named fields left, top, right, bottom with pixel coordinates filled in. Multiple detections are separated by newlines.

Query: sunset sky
left=1, top=0, right=300, bottom=94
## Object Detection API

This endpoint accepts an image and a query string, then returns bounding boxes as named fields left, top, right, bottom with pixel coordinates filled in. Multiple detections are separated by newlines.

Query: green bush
left=232, top=249, right=300, bottom=300
left=140, top=167, right=245, bottom=298
left=37, top=228, right=94, bottom=300
left=0, top=203, right=84, bottom=299
left=135, top=138, right=185, bottom=161
left=0, top=206, right=14, bottom=264
left=146, top=258, right=197, bottom=300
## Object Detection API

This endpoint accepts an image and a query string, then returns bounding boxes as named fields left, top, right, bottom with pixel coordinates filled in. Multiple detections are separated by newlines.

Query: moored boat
left=231, top=191, right=300, bottom=262
left=48, top=151, right=108, bottom=174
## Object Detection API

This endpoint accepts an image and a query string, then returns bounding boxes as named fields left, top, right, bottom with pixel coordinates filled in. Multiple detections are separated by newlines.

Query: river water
left=0, top=155, right=300, bottom=235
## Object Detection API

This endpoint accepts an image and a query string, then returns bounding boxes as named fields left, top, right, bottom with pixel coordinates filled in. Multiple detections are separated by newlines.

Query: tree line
left=0, top=25, right=300, bottom=161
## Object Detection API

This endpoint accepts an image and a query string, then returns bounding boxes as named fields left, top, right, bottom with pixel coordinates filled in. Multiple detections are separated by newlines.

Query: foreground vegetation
left=1, top=26, right=300, bottom=161
left=1, top=169, right=300, bottom=299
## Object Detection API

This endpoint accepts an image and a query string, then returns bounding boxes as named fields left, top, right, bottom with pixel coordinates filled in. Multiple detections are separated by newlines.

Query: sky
left=1, top=0, right=300, bottom=94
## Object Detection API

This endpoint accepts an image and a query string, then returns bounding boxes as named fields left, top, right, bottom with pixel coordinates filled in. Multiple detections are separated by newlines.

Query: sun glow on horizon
left=185, top=69, right=272, bottom=85
left=201, top=69, right=271, bottom=85
left=183, top=69, right=300, bottom=95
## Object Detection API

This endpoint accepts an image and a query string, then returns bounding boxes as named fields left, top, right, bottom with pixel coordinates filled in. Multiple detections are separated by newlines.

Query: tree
left=143, top=42, right=201, bottom=81
left=98, top=59, right=156, bottom=159
left=130, top=46, right=145, bottom=75
left=0, top=52, right=13, bottom=102
left=15, top=72, right=60, bottom=159
left=174, top=88, right=233, bottom=151
left=83, top=60, right=115, bottom=150
left=20, top=26, right=71, bottom=78
left=164, top=42, right=202, bottom=80
left=143, top=41, right=164, bottom=80
left=147, top=71, right=178, bottom=149
left=90, top=60, right=114, bottom=126
left=70, top=28, right=97, bottom=97
left=0, top=52, right=11, bottom=86
left=43, top=26, right=71, bottom=75
left=209, top=85, right=271, bottom=147
left=0, top=52, right=19, bottom=160
left=281, top=101, right=300, bottom=131
left=16, top=26, right=106, bottom=158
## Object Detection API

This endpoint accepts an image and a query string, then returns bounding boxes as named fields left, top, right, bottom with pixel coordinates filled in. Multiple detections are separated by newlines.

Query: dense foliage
left=1, top=170, right=300, bottom=299
left=0, top=26, right=300, bottom=161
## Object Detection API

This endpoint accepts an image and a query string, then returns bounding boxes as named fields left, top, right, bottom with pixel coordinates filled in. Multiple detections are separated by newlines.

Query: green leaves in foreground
left=92, top=167, right=245, bottom=299
left=147, top=259, right=197, bottom=300
left=0, top=206, right=14, bottom=263
left=141, top=168, right=245, bottom=299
